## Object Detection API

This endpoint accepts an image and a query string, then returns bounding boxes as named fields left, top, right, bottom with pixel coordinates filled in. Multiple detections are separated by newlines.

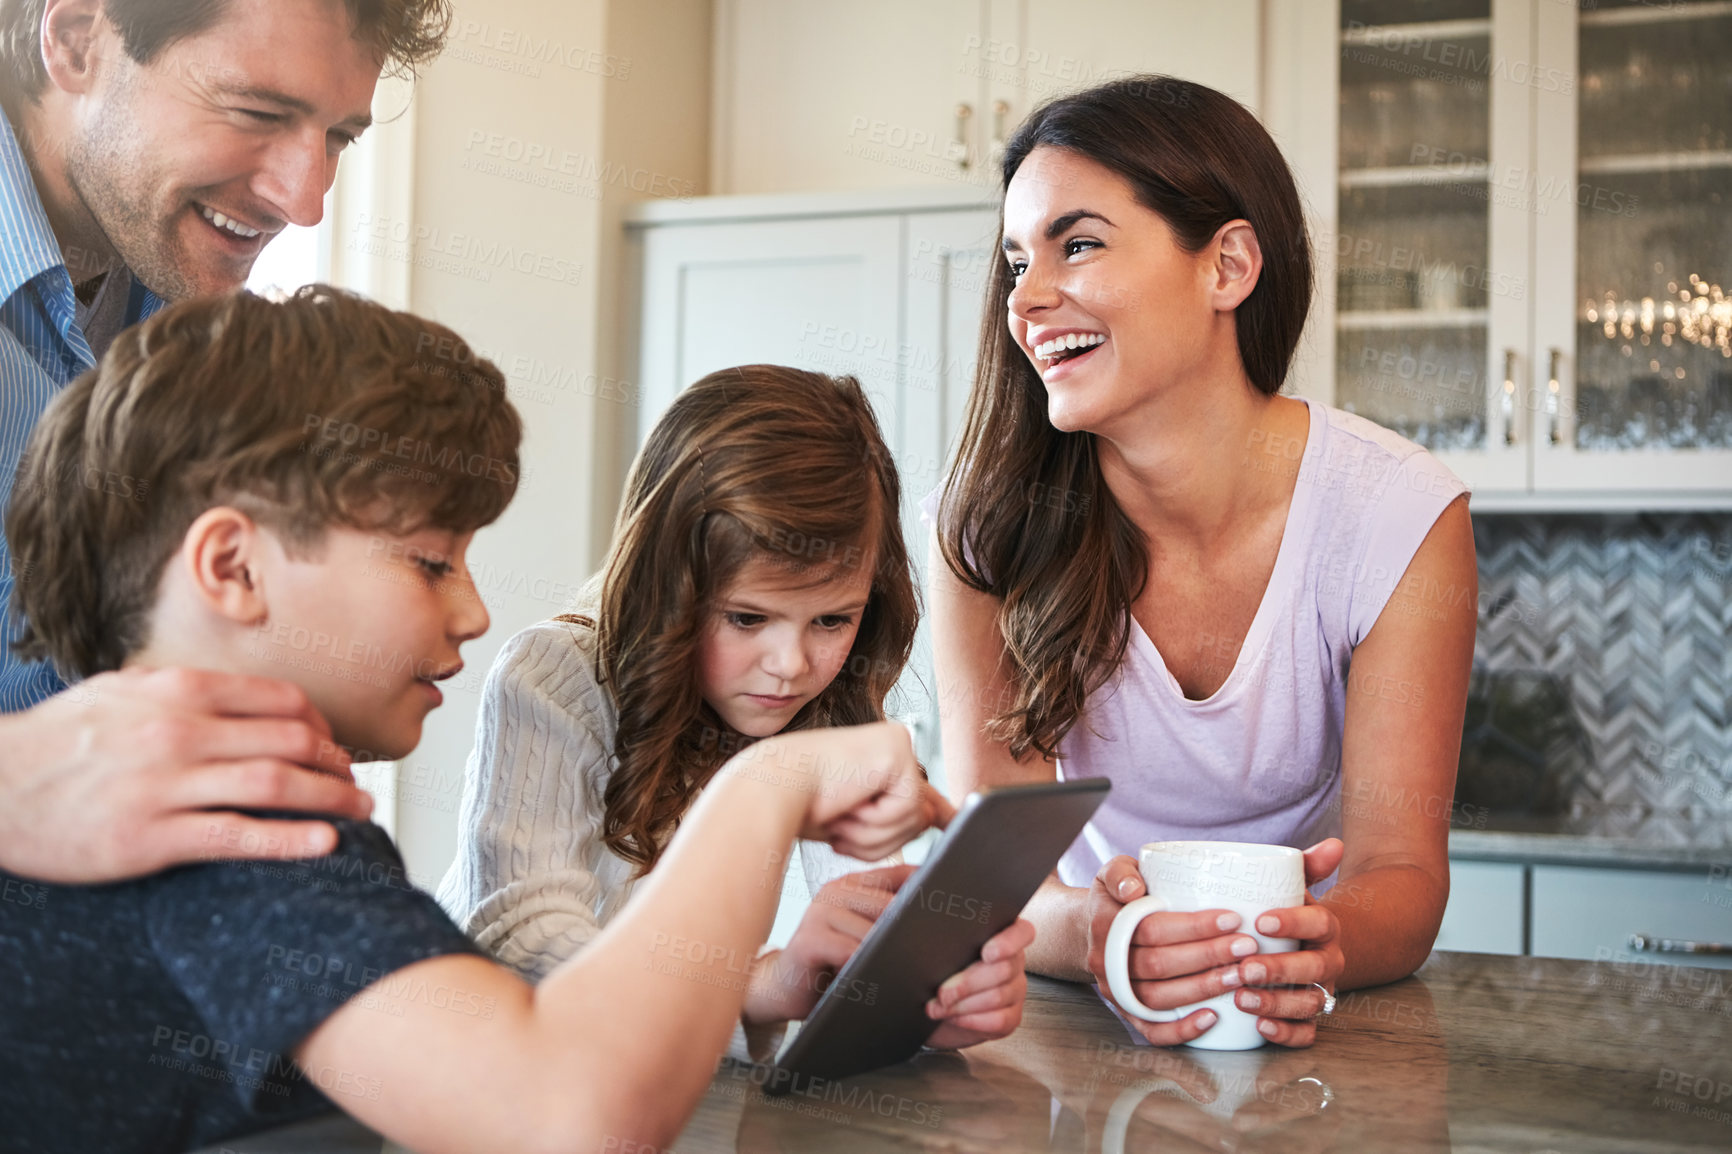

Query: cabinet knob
left=953, top=103, right=973, bottom=171
left=1629, top=933, right=1732, bottom=956
left=990, top=99, right=1011, bottom=161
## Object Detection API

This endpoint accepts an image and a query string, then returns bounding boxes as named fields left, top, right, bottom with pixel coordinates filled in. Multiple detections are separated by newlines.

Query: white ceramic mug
left=1104, top=841, right=1305, bottom=1050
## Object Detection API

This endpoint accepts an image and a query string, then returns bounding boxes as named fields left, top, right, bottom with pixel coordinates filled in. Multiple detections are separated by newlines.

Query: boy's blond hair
left=6, top=285, right=521, bottom=680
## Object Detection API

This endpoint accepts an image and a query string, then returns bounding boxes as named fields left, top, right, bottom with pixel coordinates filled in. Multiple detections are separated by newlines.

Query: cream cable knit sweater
left=435, top=618, right=867, bottom=1054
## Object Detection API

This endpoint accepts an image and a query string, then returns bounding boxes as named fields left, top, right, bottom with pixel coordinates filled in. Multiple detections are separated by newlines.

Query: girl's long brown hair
left=937, top=76, right=1313, bottom=760
left=588, top=366, right=917, bottom=873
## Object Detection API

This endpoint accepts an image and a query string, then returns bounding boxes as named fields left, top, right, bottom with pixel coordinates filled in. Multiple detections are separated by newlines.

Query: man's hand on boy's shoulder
left=0, top=667, right=373, bottom=883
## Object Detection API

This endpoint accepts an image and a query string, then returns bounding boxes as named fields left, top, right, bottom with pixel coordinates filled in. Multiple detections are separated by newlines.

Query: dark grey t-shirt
left=0, top=818, right=484, bottom=1153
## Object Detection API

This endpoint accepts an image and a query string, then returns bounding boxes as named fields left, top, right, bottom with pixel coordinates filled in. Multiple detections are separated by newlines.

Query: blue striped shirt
left=0, top=103, right=164, bottom=712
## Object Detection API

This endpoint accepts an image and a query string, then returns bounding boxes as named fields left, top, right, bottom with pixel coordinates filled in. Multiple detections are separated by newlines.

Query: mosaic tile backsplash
left=1462, top=511, right=1732, bottom=839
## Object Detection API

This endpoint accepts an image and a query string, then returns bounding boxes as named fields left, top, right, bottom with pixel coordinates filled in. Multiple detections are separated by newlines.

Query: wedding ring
left=1311, top=983, right=1336, bottom=1015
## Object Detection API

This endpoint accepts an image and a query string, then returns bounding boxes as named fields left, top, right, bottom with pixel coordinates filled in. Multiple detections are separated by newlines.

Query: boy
left=0, top=288, right=978, bottom=1153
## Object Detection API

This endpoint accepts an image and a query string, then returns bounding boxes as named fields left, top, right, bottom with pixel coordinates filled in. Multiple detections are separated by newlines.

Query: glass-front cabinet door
left=1335, top=0, right=1532, bottom=492
left=1327, top=0, right=1732, bottom=499
left=1533, top=0, right=1732, bottom=492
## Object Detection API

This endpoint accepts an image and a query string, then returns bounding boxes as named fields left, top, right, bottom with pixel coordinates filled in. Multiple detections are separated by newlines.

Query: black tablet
left=762, top=777, right=1110, bottom=1092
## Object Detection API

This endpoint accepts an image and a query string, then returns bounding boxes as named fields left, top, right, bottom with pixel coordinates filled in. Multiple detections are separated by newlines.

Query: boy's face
left=696, top=552, right=875, bottom=739
left=244, top=525, right=488, bottom=761
left=62, top=0, right=380, bottom=300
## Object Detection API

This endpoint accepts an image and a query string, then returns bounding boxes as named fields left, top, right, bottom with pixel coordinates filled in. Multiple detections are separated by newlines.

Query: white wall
left=364, top=0, right=709, bottom=888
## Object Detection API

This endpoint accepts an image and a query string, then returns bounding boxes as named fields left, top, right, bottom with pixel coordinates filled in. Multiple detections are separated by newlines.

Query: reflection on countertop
left=198, top=953, right=1732, bottom=1154
left=677, top=954, right=1732, bottom=1153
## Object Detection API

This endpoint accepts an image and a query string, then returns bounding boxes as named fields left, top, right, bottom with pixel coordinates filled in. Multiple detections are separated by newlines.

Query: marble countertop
left=203, top=951, right=1732, bottom=1153
left=1450, top=824, right=1732, bottom=869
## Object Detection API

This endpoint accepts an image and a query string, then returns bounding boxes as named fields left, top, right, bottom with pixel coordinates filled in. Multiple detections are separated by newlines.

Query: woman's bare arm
left=1325, top=495, right=1476, bottom=989
left=1232, top=497, right=1475, bottom=1049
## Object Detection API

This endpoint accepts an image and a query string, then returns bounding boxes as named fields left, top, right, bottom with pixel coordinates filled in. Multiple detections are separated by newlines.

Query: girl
left=930, top=76, right=1476, bottom=1049
left=439, top=364, right=1033, bottom=1055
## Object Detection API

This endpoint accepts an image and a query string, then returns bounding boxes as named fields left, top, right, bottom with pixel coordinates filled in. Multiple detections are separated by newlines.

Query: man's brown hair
left=5, top=285, right=521, bottom=681
left=0, top=0, right=452, bottom=102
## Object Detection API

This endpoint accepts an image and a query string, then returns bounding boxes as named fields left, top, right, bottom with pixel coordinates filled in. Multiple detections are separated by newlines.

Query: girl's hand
left=743, top=865, right=914, bottom=1025
left=1084, top=855, right=1261, bottom=1047
left=924, top=917, right=1036, bottom=1048
left=767, top=722, right=950, bottom=861
left=1234, top=839, right=1347, bottom=1048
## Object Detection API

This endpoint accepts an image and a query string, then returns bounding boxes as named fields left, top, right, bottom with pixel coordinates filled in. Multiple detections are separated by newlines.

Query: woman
left=929, top=76, right=1476, bottom=1049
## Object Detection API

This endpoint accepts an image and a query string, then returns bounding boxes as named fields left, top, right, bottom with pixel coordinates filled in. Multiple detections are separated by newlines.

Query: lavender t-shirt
left=926, top=399, right=1468, bottom=889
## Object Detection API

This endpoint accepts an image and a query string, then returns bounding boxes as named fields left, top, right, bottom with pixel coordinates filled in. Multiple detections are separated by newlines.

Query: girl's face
left=1000, top=145, right=1236, bottom=437
left=697, top=551, right=876, bottom=738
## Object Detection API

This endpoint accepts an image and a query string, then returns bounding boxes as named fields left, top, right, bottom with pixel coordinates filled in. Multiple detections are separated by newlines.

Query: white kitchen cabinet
left=712, top=0, right=1261, bottom=196
left=1530, top=864, right=1732, bottom=971
left=1014, top=0, right=1262, bottom=115
left=713, top=0, right=983, bottom=194
left=1436, top=860, right=1525, bottom=955
left=1278, top=0, right=1732, bottom=506
left=634, top=208, right=904, bottom=441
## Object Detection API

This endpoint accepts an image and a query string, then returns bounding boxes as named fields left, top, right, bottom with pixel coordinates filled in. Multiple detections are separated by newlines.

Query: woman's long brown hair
left=937, top=76, right=1313, bottom=760
left=588, top=365, right=917, bottom=873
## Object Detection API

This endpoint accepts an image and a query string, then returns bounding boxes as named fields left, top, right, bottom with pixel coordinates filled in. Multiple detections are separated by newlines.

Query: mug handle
left=1104, top=894, right=1182, bottom=1022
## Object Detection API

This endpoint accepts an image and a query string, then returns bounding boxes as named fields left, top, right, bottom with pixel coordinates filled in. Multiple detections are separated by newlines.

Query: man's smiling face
left=63, top=0, right=380, bottom=300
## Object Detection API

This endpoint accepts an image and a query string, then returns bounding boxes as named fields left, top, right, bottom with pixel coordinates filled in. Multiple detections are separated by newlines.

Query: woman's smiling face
left=1000, top=146, right=1230, bottom=437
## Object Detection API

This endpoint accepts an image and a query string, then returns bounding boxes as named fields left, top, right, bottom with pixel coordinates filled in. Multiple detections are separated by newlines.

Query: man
left=0, top=0, right=452, bottom=881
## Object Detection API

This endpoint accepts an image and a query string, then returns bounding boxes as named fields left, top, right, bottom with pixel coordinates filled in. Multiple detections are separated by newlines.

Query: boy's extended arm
left=296, top=726, right=930, bottom=1154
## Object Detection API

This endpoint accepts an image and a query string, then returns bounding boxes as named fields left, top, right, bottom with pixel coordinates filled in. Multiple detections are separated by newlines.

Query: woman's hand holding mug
left=1088, top=840, right=1346, bottom=1050
left=1230, top=839, right=1346, bottom=1049
left=1086, top=855, right=1265, bottom=1048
